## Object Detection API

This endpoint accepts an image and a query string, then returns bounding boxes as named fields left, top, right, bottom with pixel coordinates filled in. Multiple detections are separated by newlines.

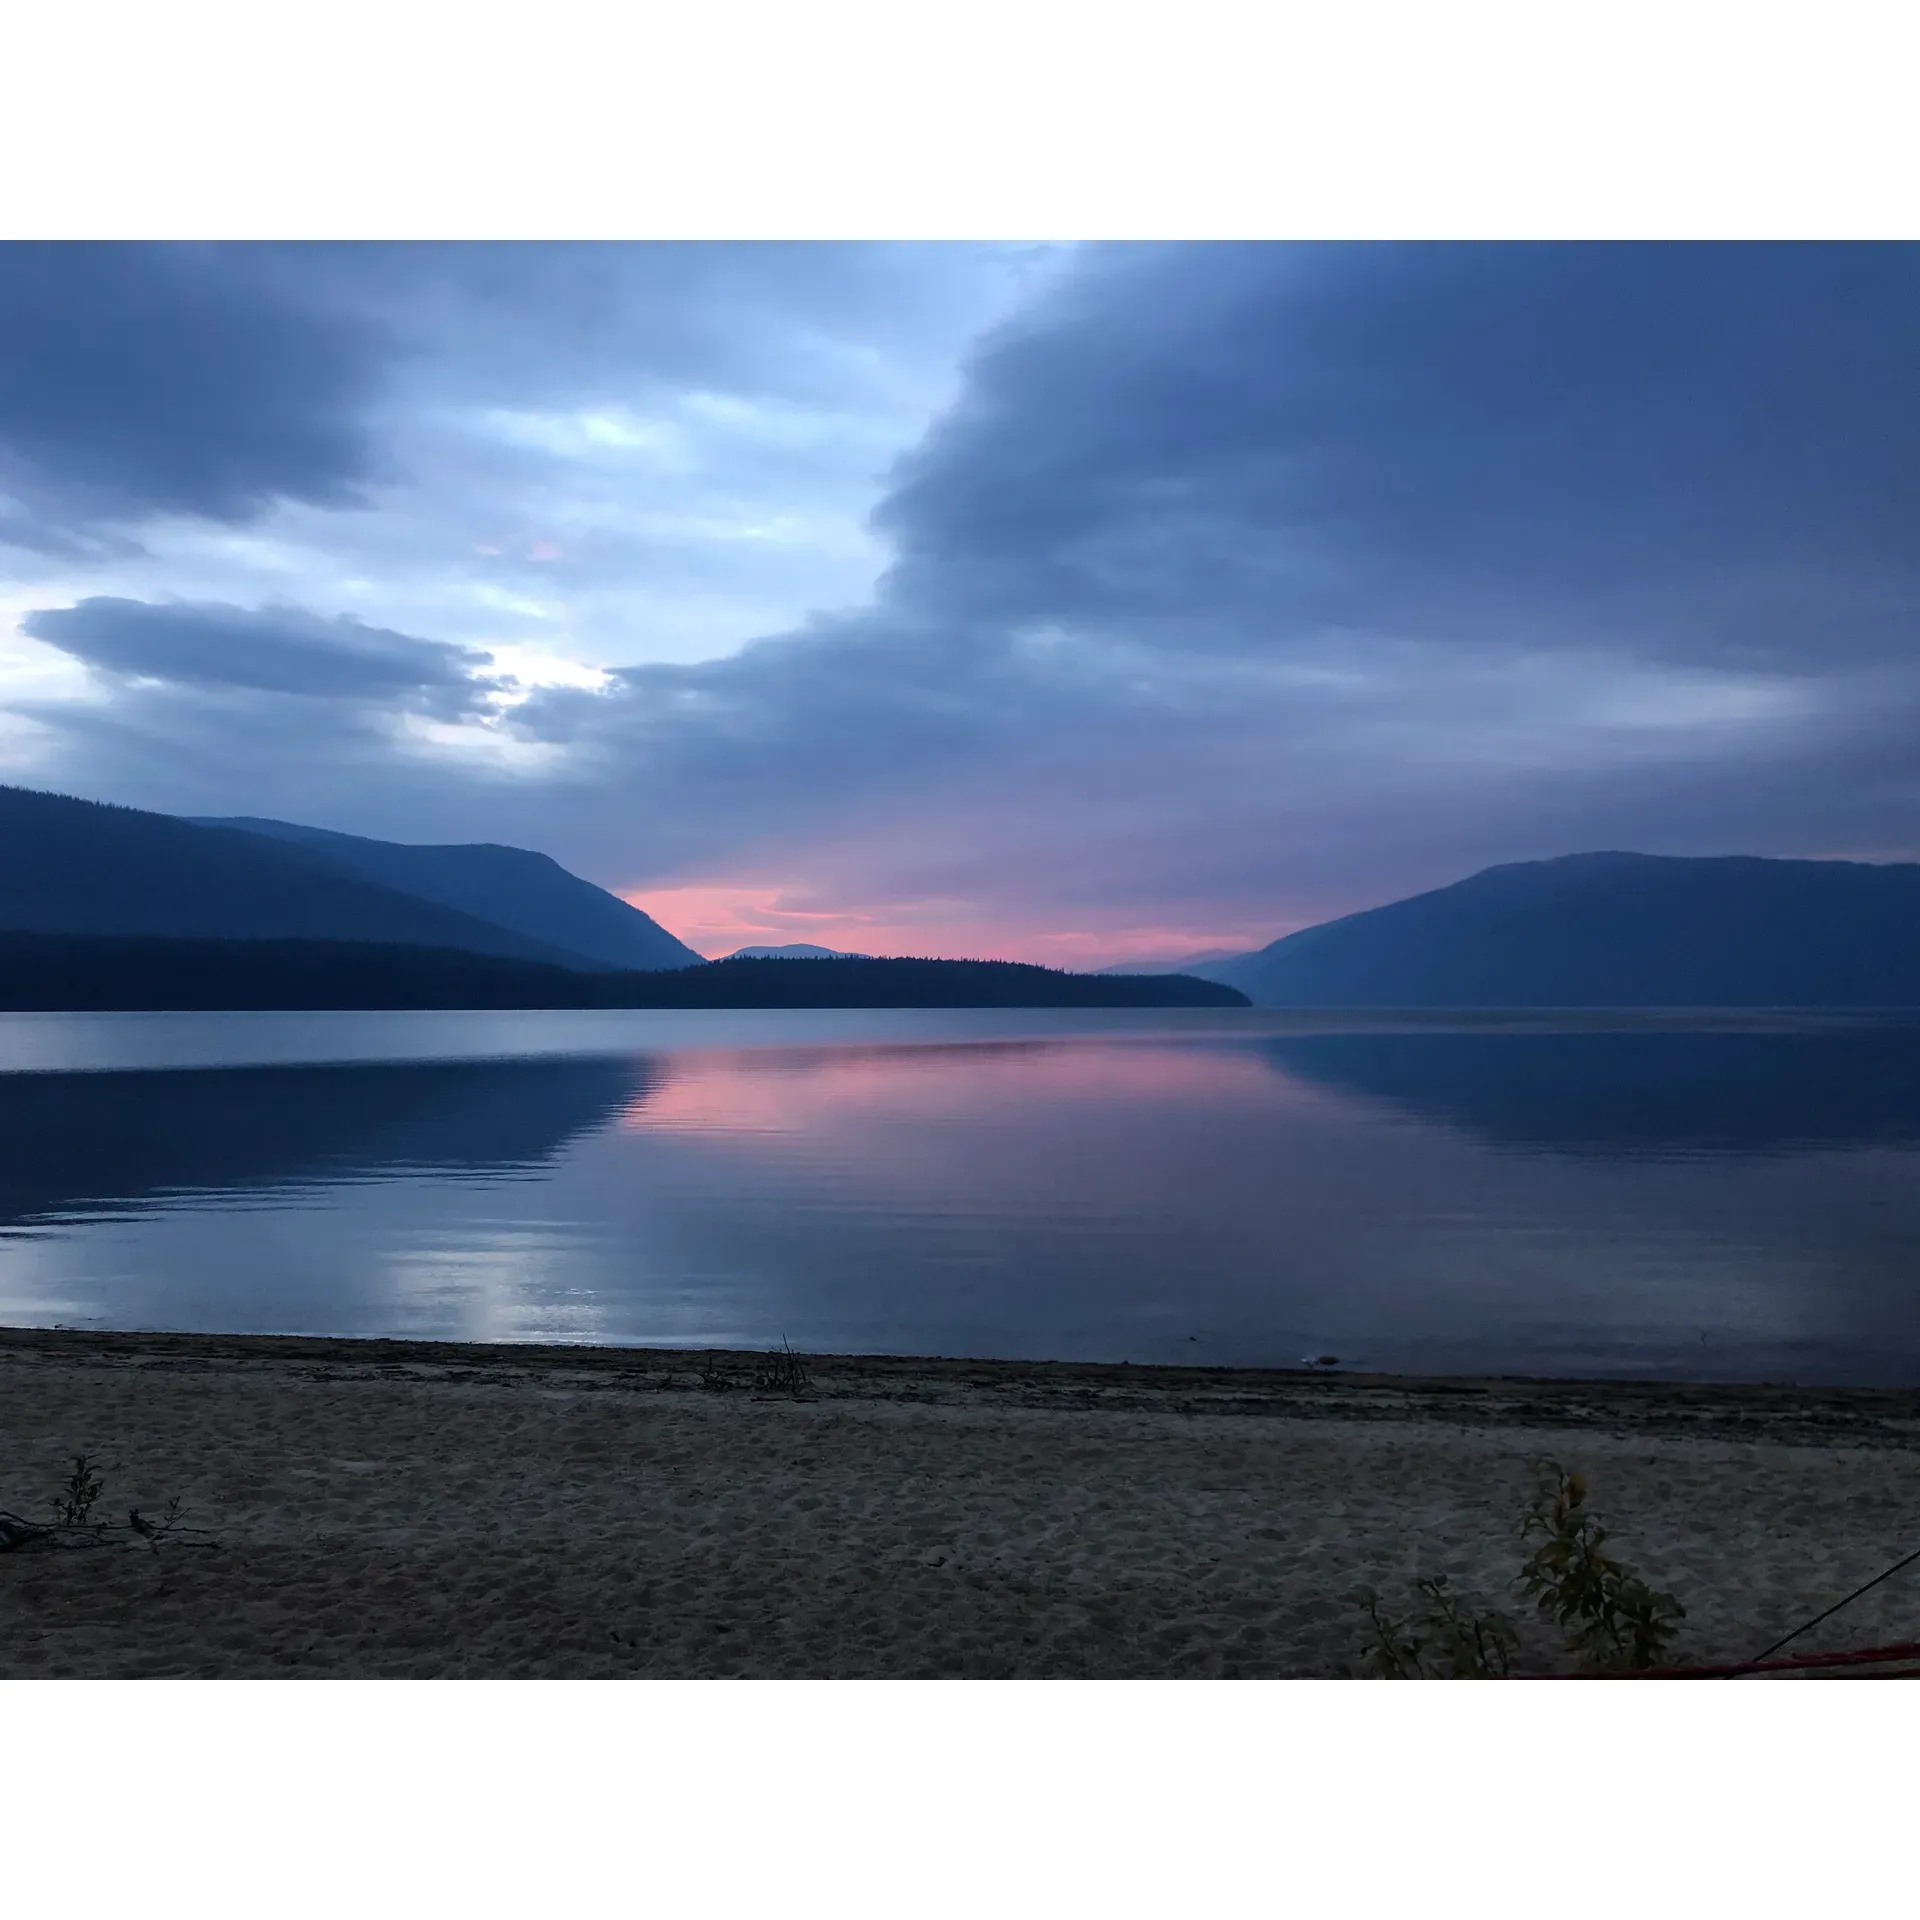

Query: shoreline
left=7, top=1327, right=1920, bottom=1677
left=8, top=1325, right=1920, bottom=1441
left=6, top=1000, right=1917, bottom=1080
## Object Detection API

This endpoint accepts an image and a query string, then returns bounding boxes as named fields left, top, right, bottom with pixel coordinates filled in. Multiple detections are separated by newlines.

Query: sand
left=4, top=1329, right=1920, bottom=1678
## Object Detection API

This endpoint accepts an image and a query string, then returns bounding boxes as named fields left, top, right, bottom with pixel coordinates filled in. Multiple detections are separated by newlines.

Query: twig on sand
left=1, top=1457, right=216, bottom=1555
left=751, top=1338, right=813, bottom=1397
left=0, top=1504, right=217, bottom=1555
left=695, top=1339, right=814, bottom=1397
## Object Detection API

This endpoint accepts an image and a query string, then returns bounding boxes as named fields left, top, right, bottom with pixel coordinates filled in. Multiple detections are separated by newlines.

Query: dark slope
left=0, top=786, right=600, bottom=968
left=1095, top=948, right=1251, bottom=977
left=1219, top=852, right=1920, bottom=1007
left=0, top=934, right=1249, bottom=1010
left=196, top=814, right=702, bottom=971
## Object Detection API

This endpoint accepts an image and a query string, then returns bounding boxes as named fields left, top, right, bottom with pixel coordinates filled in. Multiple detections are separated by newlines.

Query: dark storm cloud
left=0, top=242, right=1026, bottom=554
left=24, top=598, right=501, bottom=715
left=491, top=245, right=1920, bottom=888
left=290, top=241, right=1047, bottom=409
left=873, top=243, right=1920, bottom=668
left=0, top=244, right=390, bottom=544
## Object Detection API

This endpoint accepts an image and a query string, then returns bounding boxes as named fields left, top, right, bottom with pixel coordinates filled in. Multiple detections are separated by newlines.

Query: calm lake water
left=4, top=1007, right=1920, bottom=1384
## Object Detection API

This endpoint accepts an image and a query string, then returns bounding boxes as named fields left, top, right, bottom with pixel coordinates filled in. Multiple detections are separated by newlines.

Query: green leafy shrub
left=1347, top=1574, right=1519, bottom=1678
left=1343, top=1461, right=1686, bottom=1676
left=1518, top=1462, right=1685, bottom=1671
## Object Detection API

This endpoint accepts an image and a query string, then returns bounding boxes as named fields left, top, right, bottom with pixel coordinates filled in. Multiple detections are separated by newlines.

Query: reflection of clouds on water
left=380, top=1231, right=616, bottom=1346
left=0, top=1233, right=99, bottom=1327
left=577, top=1036, right=1920, bottom=1382
left=6, top=1019, right=1920, bottom=1384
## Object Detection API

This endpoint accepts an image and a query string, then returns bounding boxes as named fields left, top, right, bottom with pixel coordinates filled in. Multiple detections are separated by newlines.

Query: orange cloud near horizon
left=618, top=881, right=1282, bottom=969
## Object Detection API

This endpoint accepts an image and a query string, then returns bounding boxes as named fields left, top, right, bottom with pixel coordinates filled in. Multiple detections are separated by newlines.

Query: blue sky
left=3, top=243, right=1917, bottom=961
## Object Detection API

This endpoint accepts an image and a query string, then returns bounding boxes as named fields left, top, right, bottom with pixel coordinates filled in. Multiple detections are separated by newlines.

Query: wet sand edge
left=7, top=1324, right=1919, bottom=1450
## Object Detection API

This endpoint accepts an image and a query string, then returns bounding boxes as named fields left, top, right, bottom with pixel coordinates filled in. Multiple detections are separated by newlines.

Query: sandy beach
left=4, top=1329, right=1919, bottom=1677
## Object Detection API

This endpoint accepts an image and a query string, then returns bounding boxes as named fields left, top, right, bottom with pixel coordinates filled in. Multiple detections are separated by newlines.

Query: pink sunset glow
left=618, top=1036, right=1290, bottom=1136
left=618, top=881, right=1284, bottom=967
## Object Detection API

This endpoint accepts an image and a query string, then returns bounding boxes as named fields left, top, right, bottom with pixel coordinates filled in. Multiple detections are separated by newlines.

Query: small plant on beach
left=1518, top=1461, right=1685, bottom=1671
left=1414, top=1575, right=1520, bottom=1677
left=750, top=1339, right=812, bottom=1398
left=694, top=1342, right=812, bottom=1396
left=127, top=1495, right=195, bottom=1547
left=1339, top=1463, right=1687, bottom=1677
left=2, top=1458, right=214, bottom=1556
left=1346, top=1575, right=1518, bottom=1678
left=696, top=1354, right=738, bottom=1393
left=51, top=1452, right=104, bottom=1527
left=1346, top=1584, right=1425, bottom=1678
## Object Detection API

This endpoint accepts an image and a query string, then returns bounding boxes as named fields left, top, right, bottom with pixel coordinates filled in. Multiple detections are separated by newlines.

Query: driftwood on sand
left=1, top=1452, right=215, bottom=1556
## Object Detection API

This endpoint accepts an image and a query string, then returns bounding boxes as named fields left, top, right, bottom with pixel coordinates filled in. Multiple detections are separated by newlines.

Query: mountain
left=1094, top=947, right=1251, bottom=976
left=196, top=814, right=702, bottom=971
left=721, top=942, right=872, bottom=960
left=0, top=934, right=1251, bottom=1011
left=1217, top=852, right=1920, bottom=1007
left=0, top=785, right=603, bottom=969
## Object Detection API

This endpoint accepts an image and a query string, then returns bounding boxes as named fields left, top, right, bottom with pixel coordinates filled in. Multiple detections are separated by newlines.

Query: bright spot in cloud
left=474, top=407, right=686, bottom=465
left=481, top=643, right=608, bottom=693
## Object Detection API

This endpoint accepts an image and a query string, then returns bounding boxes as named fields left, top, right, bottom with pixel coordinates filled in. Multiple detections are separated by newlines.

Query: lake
left=3, top=1007, right=1920, bottom=1384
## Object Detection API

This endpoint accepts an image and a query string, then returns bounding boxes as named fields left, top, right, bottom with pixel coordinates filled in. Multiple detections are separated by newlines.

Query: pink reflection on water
left=618, top=1038, right=1301, bottom=1139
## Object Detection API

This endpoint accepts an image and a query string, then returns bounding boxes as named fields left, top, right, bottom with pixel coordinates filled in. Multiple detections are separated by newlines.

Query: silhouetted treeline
left=0, top=933, right=1250, bottom=1011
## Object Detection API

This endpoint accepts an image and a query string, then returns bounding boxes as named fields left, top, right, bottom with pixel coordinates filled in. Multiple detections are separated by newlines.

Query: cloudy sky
left=3, top=242, right=1917, bottom=963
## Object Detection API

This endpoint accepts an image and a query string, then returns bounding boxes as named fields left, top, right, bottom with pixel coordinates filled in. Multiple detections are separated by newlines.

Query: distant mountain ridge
left=0, top=785, right=606, bottom=969
left=1212, top=852, right=1920, bottom=1007
left=194, top=815, right=702, bottom=971
left=0, top=785, right=704, bottom=971
left=18, top=786, right=1907, bottom=1010
left=721, top=943, right=872, bottom=961
left=1094, top=946, right=1251, bottom=977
